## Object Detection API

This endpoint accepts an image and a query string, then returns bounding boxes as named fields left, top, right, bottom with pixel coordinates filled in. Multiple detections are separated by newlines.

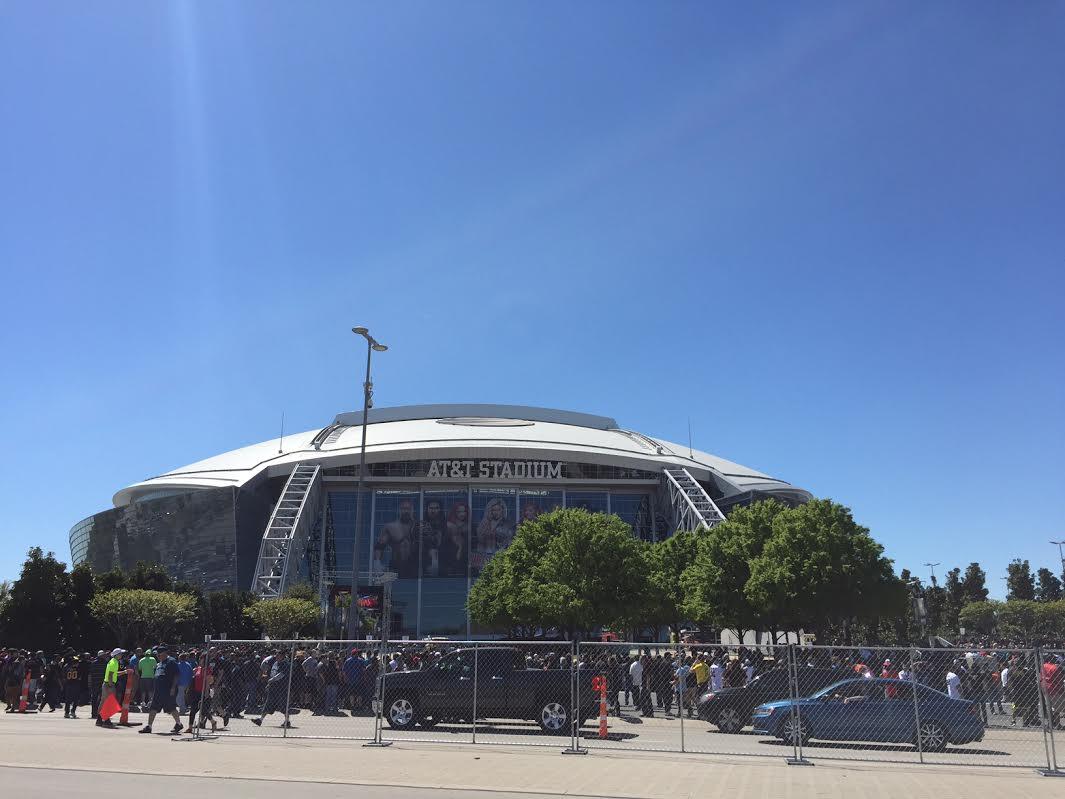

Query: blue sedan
left=752, top=678, right=984, bottom=752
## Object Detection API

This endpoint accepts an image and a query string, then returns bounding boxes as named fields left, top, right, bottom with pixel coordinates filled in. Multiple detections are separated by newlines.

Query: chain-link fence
left=178, top=637, right=1064, bottom=773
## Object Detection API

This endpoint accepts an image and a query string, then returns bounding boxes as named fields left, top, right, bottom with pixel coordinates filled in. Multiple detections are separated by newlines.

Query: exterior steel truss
left=251, top=463, right=322, bottom=598
left=662, top=466, right=725, bottom=532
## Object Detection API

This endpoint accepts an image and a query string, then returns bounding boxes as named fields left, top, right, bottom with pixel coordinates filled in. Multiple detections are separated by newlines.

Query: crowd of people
left=2, top=638, right=1063, bottom=734
left=0, top=643, right=385, bottom=733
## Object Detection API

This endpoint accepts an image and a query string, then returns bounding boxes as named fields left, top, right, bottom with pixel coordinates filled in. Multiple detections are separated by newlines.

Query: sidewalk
left=0, top=711, right=1057, bottom=799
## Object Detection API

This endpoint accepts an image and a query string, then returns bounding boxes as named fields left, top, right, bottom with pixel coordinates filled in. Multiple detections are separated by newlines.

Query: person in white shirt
left=628, top=658, right=644, bottom=706
left=743, top=659, right=754, bottom=685
left=898, top=666, right=912, bottom=682
left=709, top=659, right=723, bottom=692
left=946, top=664, right=963, bottom=700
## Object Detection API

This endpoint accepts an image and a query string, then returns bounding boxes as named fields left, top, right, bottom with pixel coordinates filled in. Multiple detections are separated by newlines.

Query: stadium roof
left=113, top=404, right=810, bottom=507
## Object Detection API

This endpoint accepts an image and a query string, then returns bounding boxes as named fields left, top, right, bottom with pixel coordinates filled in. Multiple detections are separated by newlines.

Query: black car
left=380, top=647, right=599, bottom=735
left=696, top=666, right=843, bottom=733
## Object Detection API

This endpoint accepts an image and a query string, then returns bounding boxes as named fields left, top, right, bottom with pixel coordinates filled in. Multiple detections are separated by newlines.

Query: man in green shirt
left=137, top=649, right=158, bottom=708
left=97, top=648, right=123, bottom=728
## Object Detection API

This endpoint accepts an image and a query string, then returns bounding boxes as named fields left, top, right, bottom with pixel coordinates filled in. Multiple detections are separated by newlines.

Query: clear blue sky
left=1, top=2, right=1062, bottom=594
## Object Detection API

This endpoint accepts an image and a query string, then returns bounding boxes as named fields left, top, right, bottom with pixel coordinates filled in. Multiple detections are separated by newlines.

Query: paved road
left=197, top=701, right=1055, bottom=770
left=0, top=766, right=574, bottom=799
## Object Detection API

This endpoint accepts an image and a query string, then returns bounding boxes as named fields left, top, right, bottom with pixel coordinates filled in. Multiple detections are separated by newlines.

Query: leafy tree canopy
left=88, top=588, right=197, bottom=649
left=243, top=598, right=320, bottom=639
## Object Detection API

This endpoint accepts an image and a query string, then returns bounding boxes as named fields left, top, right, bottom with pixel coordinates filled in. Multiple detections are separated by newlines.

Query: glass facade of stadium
left=73, top=457, right=790, bottom=637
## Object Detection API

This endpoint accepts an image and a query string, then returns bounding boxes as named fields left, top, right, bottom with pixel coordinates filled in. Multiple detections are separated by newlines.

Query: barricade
left=131, top=636, right=1063, bottom=774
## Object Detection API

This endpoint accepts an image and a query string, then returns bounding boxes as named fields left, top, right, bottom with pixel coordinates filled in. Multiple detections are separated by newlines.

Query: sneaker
left=281, top=721, right=292, bottom=728
left=70, top=714, right=78, bottom=719
left=138, top=727, right=152, bottom=734
left=172, top=724, right=184, bottom=734
left=251, top=718, right=262, bottom=726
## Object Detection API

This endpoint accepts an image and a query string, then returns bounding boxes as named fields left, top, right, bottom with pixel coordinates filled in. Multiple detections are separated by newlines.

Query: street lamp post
left=924, top=562, right=940, bottom=586
left=1051, top=540, right=1065, bottom=583
left=347, top=326, right=388, bottom=641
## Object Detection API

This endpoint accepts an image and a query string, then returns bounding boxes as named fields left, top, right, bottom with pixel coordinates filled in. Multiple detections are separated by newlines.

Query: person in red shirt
left=1040, top=660, right=1063, bottom=723
left=881, top=659, right=899, bottom=699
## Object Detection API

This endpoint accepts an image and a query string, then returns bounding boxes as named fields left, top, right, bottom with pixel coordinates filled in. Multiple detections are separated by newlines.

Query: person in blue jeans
left=342, top=649, right=367, bottom=712
left=176, top=652, right=194, bottom=713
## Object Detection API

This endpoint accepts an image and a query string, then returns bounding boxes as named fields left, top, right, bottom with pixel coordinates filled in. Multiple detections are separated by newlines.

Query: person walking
left=251, top=649, right=292, bottom=728
left=137, top=648, right=157, bottom=711
left=138, top=645, right=183, bottom=735
left=97, top=648, right=123, bottom=728
left=176, top=652, right=194, bottom=714
left=63, top=653, right=84, bottom=718
left=88, top=651, right=106, bottom=720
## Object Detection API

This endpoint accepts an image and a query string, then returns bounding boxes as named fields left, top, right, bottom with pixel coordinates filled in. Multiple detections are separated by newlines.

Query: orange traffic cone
left=119, top=667, right=139, bottom=726
left=18, top=672, right=31, bottom=713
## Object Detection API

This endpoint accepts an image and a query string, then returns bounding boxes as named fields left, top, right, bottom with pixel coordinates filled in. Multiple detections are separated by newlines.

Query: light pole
left=1051, top=540, right=1065, bottom=582
left=347, top=326, right=388, bottom=641
left=924, top=562, right=940, bottom=586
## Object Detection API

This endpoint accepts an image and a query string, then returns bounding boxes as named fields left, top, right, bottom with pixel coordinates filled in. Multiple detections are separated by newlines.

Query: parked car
left=380, top=647, right=598, bottom=734
left=696, top=667, right=841, bottom=733
left=751, top=677, right=984, bottom=751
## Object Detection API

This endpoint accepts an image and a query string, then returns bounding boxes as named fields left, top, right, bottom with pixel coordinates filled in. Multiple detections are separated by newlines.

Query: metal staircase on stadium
left=662, top=467, right=726, bottom=532
left=251, top=463, right=322, bottom=598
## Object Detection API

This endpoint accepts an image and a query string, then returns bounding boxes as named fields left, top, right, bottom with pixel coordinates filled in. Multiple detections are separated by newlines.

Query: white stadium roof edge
left=112, top=403, right=812, bottom=507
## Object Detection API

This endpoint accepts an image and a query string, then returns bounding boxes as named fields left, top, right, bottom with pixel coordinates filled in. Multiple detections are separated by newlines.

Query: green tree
left=681, top=499, right=790, bottom=639
left=1036, top=568, right=1063, bottom=603
left=1033, top=601, right=1065, bottom=640
left=126, top=562, right=174, bottom=592
left=94, top=568, right=128, bottom=593
left=958, top=600, right=999, bottom=636
left=961, top=562, right=989, bottom=604
left=66, top=563, right=101, bottom=650
left=0, top=548, right=73, bottom=650
left=943, top=568, right=964, bottom=631
left=744, top=499, right=906, bottom=643
left=88, top=589, right=197, bottom=648
left=997, top=600, right=1039, bottom=642
left=468, top=508, right=648, bottom=639
left=1006, top=560, right=1036, bottom=601
left=207, top=591, right=263, bottom=639
left=283, top=582, right=317, bottom=602
left=642, top=531, right=699, bottom=636
left=243, top=598, right=319, bottom=639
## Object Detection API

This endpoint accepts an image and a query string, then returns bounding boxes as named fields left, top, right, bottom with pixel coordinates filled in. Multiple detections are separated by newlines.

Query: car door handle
left=491, top=676, right=505, bottom=681
left=459, top=676, right=472, bottom=681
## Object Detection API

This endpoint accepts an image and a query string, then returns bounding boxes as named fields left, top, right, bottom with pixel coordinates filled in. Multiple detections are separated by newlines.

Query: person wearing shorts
left=138, top=645, right=183, bottom=735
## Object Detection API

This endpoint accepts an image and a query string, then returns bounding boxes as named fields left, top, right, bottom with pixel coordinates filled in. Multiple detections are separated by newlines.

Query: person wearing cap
left=97, top=649, right=123, bottom=727
left=62, top=652, right=85, bottom=718
left=139, top=645, right=183, bottom=735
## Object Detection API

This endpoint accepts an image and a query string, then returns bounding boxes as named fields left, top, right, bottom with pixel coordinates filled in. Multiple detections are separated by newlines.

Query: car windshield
left=811, top=679, right=859, bottom=698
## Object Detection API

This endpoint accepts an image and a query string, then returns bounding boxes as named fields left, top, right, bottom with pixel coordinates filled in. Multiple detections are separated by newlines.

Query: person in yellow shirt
left=97, top=648, right=123, bottom=728
left=692, top=654, right=710, bottom=692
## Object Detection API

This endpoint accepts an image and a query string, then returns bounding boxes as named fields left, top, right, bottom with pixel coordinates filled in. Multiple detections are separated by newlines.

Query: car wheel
left=780, top=714, right=811, bottom=746
left=538, top=699, right=570, bottom=734
left=916, top=720, right=947, bottom=752
left=385, top=697, right=418, bottom=730
left=716, top=707, right=744, bottom=734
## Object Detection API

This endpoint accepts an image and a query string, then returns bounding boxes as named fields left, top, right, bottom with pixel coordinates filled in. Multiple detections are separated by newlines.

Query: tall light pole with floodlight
left=347, top=326, right=388, bottom=640
left=924, top=562, right=940, bottom=586
left=1051, top=540, right=1065, bottom=583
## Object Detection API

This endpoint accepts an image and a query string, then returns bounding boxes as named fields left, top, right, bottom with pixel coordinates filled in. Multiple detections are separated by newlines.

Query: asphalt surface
left=0, top=766, right=576, bottom=799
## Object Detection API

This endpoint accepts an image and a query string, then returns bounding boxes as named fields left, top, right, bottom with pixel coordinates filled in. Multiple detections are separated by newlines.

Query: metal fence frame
left=172, top=637, right=1065, bottom=776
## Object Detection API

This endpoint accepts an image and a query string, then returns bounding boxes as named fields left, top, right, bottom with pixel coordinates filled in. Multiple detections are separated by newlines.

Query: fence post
left=562, top=639, right=586, bottom=754
left=363, top=637, right=391, bottom=747
left=282, top=641, right=296, bottom=738
left=472, top=642, right=479, bottom=746
left=1035, top=648, right=1063, bottom=776
left=785, top=643, right=811, bottom=765
left=679, top=645, right=685, bottom=753
left=907, top=648, right=923, bottom=764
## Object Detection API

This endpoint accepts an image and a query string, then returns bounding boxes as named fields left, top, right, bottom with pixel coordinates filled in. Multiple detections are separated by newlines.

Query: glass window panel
left=517, top=488, right=563, bottom=525
left=419, top=489, right=470, bottom=637
left=372, top=490, right=420, bottom=580
left=565, top=491, right=608, bottom=514
left=326, top=490, right=372, bottom=587
left=471, top=487, right=516, bottom=578
left=611, top=493, right=654, bottom=541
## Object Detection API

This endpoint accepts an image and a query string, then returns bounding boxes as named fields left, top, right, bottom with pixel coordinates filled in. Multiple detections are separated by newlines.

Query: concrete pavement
left=0, top=709, right=1060, bottom=799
